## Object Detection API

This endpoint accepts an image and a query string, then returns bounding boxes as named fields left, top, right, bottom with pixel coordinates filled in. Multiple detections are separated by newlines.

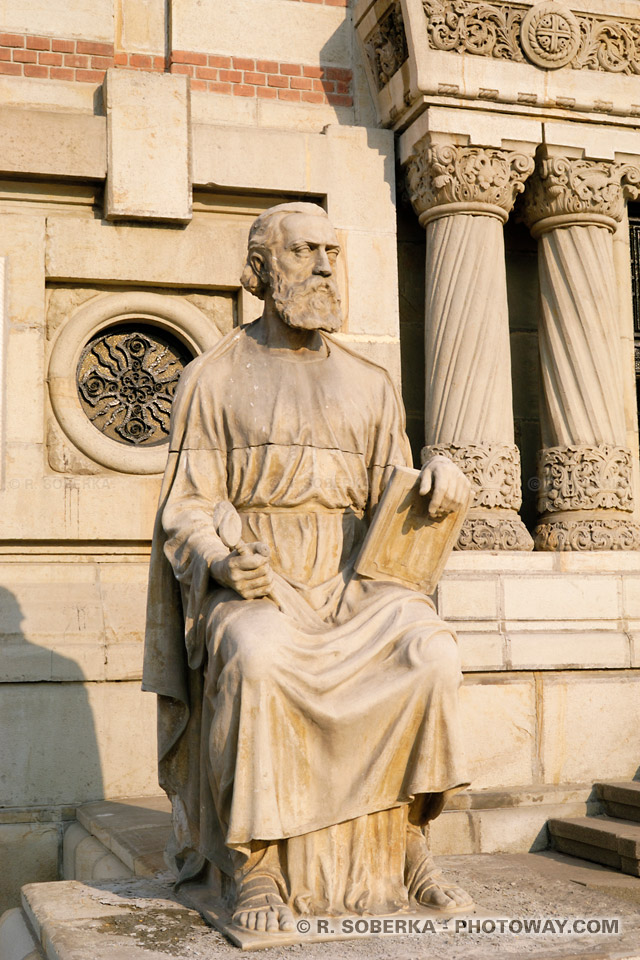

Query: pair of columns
left=404, top=137, right=640, bottom=551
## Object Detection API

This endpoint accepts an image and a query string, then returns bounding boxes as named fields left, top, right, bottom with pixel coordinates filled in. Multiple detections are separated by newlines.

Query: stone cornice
left=405, top=140, right=535, bottom=222
left=522, top=156, right=640, bottom=231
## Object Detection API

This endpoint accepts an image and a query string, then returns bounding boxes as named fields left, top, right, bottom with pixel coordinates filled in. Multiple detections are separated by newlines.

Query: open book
left=354, top=466, right=473, bottom=595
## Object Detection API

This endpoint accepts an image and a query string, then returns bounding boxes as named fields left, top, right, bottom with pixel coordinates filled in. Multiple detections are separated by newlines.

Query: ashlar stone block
left=105, top=70, right=191, bottom=223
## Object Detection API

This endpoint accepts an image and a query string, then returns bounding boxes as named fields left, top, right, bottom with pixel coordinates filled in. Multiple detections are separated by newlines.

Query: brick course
left=0, top=31, right=353, bottom=107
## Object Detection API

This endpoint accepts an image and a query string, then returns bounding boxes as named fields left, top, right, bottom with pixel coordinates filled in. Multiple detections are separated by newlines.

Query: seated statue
left=143, top=201, right=474, bottom=935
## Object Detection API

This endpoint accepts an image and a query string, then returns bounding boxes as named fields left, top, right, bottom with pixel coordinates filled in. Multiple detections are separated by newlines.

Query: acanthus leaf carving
left=456, top=516, right=534, bottom=550
left=523, top=157, right=640, bottom=226
left=406, top=142, right=534, bottom=218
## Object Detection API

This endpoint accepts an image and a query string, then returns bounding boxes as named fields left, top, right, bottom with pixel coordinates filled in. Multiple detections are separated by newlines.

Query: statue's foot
left=405, top=822, right=473, bottom=914
left=232, top=874, right=295, bottom=933
left=412, top=873, right=474, bottom=913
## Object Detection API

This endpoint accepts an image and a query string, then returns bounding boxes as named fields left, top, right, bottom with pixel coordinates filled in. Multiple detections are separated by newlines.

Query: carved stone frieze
left=423, top=442, right=523, bottom=510
left=365, top=1, right=409, bottom=90
left=535, top=518, right=640, bottom=551
left=423, top=0, right=640, bottom=75
left=406, top=142, right=535, bottom=218
left=523, top=157, right=640, bottom=227
left=457, top=516, right=534, bottom=550
left=538, top=444, right=634, bottom=514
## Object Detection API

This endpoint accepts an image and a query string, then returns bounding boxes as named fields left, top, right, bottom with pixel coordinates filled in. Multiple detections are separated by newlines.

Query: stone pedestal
left=405, top=139, right=534, bottom=550
left=523, top=154, right=640, bottom=550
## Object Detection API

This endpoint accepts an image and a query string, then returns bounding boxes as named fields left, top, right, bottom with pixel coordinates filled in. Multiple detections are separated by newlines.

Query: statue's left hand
left=419, top=455, right=473, bottom=518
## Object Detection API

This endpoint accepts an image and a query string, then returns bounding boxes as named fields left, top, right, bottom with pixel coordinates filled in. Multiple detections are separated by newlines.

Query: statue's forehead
left=279, top=213, right=338, bottom=247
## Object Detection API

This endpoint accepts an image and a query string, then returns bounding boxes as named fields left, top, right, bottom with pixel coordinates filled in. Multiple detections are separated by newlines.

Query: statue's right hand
left=210, top=543, right=273, bottom=600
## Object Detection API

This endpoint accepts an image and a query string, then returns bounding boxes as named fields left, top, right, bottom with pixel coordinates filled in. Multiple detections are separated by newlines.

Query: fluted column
left=523, top=154, right=640, bottom=550
left=405, top=139, right=535, bottom=550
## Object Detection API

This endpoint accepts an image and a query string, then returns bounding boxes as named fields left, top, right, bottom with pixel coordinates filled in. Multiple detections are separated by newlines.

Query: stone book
left=355, top=466, right=473, bottom=595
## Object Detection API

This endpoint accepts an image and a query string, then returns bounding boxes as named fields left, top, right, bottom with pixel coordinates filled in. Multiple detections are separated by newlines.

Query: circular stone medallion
left=521, top=2, right=580, bottom=70
left=76, top=322, right=192, bottom=447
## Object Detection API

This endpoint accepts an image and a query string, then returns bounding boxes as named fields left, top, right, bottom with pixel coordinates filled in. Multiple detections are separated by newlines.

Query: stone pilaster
left=523, top=154, right=640, bottom=550
left=405, top=139, right=535, bottom=550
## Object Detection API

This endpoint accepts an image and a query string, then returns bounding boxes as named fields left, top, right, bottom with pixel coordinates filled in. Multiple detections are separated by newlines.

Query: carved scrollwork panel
left=406, top=142, right=534, bottom=218
left=422, top=0, right=640, bottom=75
left=535, top=518, right=640, bottom=550
left=456, top=516, right=534, bottom=550
left=538, top=444, right=635, bottom=514
left=422, top=441, right=523, bottom=510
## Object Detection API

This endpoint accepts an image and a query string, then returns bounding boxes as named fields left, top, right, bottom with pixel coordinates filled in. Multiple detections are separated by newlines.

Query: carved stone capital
left=523, top=156, right=640, bottom=233
left=457, top=516, right=534, bottom=551
left=537, top=444, right=635, bottom=514
left=405, top=141, right=535, bottom=224
left=535, top=518, right=640, bottom=551
left=422, top=441, right=523, bottom=510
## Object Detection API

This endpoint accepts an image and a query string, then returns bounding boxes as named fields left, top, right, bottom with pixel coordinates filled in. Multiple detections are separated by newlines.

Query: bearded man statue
left=143, top=201, right=474, bottom=937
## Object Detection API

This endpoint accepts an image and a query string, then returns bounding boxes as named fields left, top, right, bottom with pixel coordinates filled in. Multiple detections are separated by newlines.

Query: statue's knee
left=225, top=609, right=284, bottom=684
left=416, top=632, right=462, bottom=689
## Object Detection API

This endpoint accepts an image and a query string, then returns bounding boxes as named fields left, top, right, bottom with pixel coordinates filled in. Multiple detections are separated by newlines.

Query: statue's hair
left=240, top=201, right=328, bottom=300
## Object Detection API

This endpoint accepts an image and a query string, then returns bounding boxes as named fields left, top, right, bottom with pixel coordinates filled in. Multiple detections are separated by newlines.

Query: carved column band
left=523, top=156, right=640, bottom=550
left=405, top=140, right=535, bottom=550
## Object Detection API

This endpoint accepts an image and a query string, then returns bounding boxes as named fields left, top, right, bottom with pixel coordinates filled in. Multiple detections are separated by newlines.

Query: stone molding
left=538, top=444, right=634, bottom=514
left=523, top=156, right=640, bottom=231
left=406, top=141, right=535, bottom=222
left=535, top=518, right=640, bottom=551
left=423, top=0, right=640, bottom=75
left=423, top=442, right=523, bottom=510
left=458, top=516, right=534, bottom=551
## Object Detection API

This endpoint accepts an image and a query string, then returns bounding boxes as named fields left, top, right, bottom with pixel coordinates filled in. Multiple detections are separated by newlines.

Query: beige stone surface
left=105, top=70, right=191, bottom=223
left=172, top=0, right=350, bottom=65
left=0, top=906, right=44, bottom=960
left=62, top=823, right=133, bottom=882
left=541, top=673, right=640, bottom=783
left=0, top=77, right=97, bottom=114
left=0, top=0, right=114, bottom=40
left=502, top=575, right=620, bottom=621
left=438, top=578, right=499, bottom=620
left=510, top=632, right=631, bottom=670
left=459, top=679, right=536, bottom=788
left=0, top=109, right=105, bottom=181
left=0, top=823, right=59, bottom=916
left=455, top=632, right=504, bottom=672
left=0, top=680, right=157, bottom=806
left=120, top=0, right=166, bottom=54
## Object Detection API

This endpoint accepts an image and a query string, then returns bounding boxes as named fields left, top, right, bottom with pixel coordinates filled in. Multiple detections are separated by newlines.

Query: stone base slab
left=7, top=853, right=640, bottom=958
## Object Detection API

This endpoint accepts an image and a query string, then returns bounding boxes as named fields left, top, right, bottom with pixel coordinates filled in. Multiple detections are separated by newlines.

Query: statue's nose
left=313, top=249, right=332, bottom=276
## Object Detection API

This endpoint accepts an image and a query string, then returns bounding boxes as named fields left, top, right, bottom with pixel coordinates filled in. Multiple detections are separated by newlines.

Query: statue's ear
left=250, top=251, right=267, bottom=284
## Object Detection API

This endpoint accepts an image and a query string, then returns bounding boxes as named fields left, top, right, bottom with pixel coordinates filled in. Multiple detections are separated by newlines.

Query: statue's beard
left=271, top=271, right=342, bottom=332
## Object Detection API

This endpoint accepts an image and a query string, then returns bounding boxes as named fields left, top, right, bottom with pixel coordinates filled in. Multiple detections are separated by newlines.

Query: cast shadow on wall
left=0, top=586, right=104, bottom=809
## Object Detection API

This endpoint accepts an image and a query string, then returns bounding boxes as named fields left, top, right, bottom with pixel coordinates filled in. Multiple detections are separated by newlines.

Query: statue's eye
left=327, top=248, right=340, bottom=262
left=292, top=244, right=310, bottom=256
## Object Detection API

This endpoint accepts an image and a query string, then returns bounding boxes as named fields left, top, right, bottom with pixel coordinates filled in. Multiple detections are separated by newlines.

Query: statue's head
left=240, top=202, right=342, bottom=332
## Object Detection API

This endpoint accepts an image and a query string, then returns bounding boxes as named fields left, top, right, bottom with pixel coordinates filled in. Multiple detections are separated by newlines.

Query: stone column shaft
left=524, top=155, right=640, bottom=550
left=405, top=140, right=535, bottom=550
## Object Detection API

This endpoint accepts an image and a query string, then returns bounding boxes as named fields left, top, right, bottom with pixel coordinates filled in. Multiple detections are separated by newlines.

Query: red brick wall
left=0, top=32, right=352, bottom=107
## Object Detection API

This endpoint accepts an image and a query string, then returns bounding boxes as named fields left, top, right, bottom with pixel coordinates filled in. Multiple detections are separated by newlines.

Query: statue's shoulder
left=324, top=333, right=398, bottom=392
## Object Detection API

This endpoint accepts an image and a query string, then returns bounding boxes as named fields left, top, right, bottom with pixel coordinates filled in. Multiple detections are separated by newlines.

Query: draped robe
left=143, top=323, right=468, bottom=910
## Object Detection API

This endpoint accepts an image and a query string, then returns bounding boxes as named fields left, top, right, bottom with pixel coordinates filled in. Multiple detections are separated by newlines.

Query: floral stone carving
left=535, top=518, right=640, bottom=551
left=423, top=442, right=523, bottom=510
left=523, top=157, right=640, bottom=227
left=406, top=142, right=534, bottom=218
left=365, top=1, right=409, bottom=90
left=77, top=324, right=191, bottom=446
left=538, top=445, right=635, bottom=514
left=423, top=0, right=640, bottom=75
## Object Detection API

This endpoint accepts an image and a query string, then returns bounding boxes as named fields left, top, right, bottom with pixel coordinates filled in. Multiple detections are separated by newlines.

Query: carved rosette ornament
left=405, top=139, right=535, bottom=550
left=523, top=155, right=640, bottom=550
left=520, top=2, right=580, bottom=70
left=406, top=142, right=535, bottom=223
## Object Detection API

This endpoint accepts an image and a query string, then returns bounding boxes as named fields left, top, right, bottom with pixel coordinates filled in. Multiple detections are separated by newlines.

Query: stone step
left=548, top=815, right=640, bottom=876
left=64, top=796, right=172, bottom=883
left=596, top=780, right=640, bottom=823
